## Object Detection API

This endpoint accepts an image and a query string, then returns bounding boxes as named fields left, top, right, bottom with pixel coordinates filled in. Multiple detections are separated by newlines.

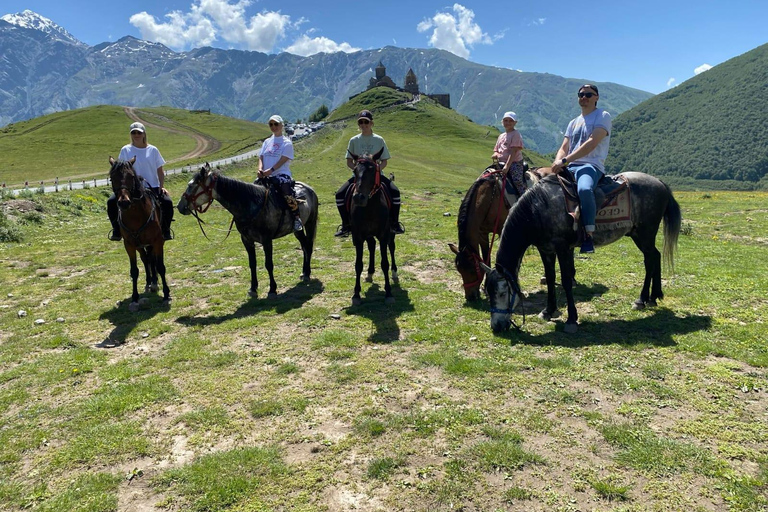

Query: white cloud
left=531, top=18, right=546, bottom=26
left=417, top=3, right=492, bottom=59
left=667, top=77, right=676, bottom=88
left=284, top=34, right=360, bottom=56
left=694, top=63, right=713, bottom=75
left=130, top=0, right=295, bottom=51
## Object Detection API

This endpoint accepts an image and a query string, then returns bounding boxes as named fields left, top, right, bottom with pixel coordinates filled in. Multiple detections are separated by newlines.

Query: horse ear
left=479, top=261, right=494, bottom=275
left=109, top=156, right=115, bottom=165
left=129, top=156, right=136, bottom=165
left=349, top=152, right=359, bottom=161
left=373, top=148, right=385, bottom=161
left=448, top=243, right=459, bottom=255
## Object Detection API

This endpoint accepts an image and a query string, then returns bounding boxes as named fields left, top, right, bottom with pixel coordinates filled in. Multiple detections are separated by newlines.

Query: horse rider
left=258, top=115, right=303, bottom=232
left=492, top=111, right=526, bottom=196
left=550, top=84, right=612, bottom=254
left=334, top=110, right=403, bottom=237
left=108, top=122, right=174, bottom=241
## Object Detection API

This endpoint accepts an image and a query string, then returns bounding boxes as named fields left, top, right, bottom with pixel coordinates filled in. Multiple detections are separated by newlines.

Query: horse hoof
left=563, top=322, right=579, bottom=334
left=391, top=271, right=399, bottom=283
left=129, top=302, right=140, bottom=312
left=365, top=274, right=374, bottom=283
left=352, top=297, right=362, bottom=306
left=247, top=289, right=258, bottom=298
left=632, top=300, right=646, bottom=310
left=150, top=284, right=159, bottom=293
left=300, top=274, right=310, bottom=282
left=385, top=296, right=395, bottom=305
left=648, top=299, right=658, bottom=307
left=540, top=276, right=547, bottom=285
left=267, top=292, right=277, bottom=299
left=538, top=311, right=552, bottom=321
left=163, top=297, right=172, bottom=304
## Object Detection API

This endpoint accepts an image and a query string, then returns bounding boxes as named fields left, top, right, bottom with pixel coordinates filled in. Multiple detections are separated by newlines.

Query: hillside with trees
left=606, top=43, right=768, bottom=190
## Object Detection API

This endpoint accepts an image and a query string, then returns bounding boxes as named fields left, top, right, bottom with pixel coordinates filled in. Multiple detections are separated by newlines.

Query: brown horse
left=449, top=166, right=547, bottom=300
left=109, top=157, right=170, bottom=311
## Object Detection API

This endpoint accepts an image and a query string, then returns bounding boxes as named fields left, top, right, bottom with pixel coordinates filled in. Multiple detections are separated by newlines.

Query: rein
left=353, top=158, right=387, bottom=204
left=490, top=263, right=525, bottom=331
left=184, top=172, right=236, bottom=242
left=487, top=171, right=508, bottom=265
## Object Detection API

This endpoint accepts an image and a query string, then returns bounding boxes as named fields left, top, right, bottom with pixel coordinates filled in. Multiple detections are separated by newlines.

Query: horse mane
left=457, top=176, right=490, bottom=248
left=496, top=176, right=555, bottom=258
left=208, top=170, right=267, bottom=206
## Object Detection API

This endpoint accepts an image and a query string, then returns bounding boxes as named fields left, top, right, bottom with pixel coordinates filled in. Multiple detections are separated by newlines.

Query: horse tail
left=662, top=183, right=682, bottom=272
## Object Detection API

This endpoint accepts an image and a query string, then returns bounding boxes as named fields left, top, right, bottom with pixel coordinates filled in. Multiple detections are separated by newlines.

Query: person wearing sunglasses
left=258, top=115, right=303, bottom=231
left=108, top=121, right=174, bottom=241
left=550, top=84, right=612, bottom=254
left=334, top=110, right=403, bottom=237
left=492, top=111, right=526, bottom=196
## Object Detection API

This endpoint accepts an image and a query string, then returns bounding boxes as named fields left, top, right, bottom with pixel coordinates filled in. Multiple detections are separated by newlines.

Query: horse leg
left=352, top=239, right=365, bottom=306
left=631, top=235, right=661, bottom=310
left=263, top=239, right=278, bottom=298
left=365, top=237, right=376, bottom=283
left=294, top=227, right=312, bottom=282
left=138, top=248, right=154, bottom=293
left=380, top=234, right=394, bottom=304
left=243, top=238, right=259, bottom=298
left=558, top=248, right=579, bottom=333
left=538, top=251, right=559, bottom=321
left=389, top=235, right=398, bottom=283
left=126, top=246, right=141, bottom=311
left=154, top=242, right=170, bottom=303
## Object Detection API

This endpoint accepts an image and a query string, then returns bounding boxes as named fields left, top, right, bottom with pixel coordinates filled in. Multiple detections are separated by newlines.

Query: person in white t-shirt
left=108, top=122, right=174, bottom=241
left=551, top=84, right=612, bottom=254
left=258, top=115, right=302, bottom=232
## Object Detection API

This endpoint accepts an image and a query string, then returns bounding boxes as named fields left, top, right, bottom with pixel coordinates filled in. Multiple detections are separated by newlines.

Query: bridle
left=182, top=171, right=217, bottom=214
left=113, top=168, right=156, bottom=242
left=352, top=157, right=383, bottom=200
left=488, top=263, right=525, bottom=330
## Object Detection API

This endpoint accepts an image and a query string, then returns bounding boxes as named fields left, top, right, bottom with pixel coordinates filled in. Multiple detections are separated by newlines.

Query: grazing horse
left=348, top=149, right=397, bottom=306
left=449, top=166, right=546, bottom=301
left=482, top=172, right=681, bottom=333
left=109, top=156, right=170, bottom=310
left=176, top=163, right=318, bottom=298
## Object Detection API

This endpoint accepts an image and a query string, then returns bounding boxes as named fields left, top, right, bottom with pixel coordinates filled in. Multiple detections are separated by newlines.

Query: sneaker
left=293, top=218, right=304, bottom=232
left=580, top=237, right=595, bottom=254
left=392, top=222, right=405, bottom=235
left=334, top=225, right=351, bottom=237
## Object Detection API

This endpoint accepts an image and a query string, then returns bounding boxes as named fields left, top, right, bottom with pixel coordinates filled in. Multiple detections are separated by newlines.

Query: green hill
left=606, top=43, right=768, bottom=190
left=0, top=105, right=270, bottom=187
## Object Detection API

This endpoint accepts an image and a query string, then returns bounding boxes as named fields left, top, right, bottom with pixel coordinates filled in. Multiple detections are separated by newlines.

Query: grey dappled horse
left=482, top=172, right=681, bottom=333
left=177, top=163, right=318, bottom=298
left=347, top=149, right=397, bottom=306
left=109, top=157, right=171, bottom=310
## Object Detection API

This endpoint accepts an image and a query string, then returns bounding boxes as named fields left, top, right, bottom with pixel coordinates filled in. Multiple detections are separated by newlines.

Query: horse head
left=109, top=156, right=141, bottom=210
left=178, top=162, right=216, bottom=215
left=350, top=148, right=384, bottom=207
left=481, top=262, right=521, bottom=332
left=448, top=243, right=484, bottom=301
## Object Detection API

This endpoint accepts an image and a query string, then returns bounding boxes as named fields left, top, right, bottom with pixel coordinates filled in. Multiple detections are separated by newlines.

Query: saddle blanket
left=564, top=174, right=632, bottom=231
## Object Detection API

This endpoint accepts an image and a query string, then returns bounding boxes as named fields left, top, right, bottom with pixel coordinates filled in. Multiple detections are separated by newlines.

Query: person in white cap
left=257, top=115, right=303, bottom=231
left=492, top=111, right=526, bottom=196
left=108, top=121, right=174, bottom=240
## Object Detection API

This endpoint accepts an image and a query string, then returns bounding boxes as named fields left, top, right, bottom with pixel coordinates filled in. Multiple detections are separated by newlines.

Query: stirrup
left=293, top=218, right=304, bottom=232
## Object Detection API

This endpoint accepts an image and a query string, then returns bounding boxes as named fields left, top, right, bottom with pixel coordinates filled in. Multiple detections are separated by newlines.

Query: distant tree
left=309, top=104, right=329, bottom=122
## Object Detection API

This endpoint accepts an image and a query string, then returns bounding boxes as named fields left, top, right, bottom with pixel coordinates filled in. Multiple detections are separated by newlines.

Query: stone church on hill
left=361, top=62, right=451, bottom=109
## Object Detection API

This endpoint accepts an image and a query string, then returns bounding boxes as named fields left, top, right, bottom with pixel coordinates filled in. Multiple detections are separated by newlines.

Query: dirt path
left=124, top=107, right=221, bottom=163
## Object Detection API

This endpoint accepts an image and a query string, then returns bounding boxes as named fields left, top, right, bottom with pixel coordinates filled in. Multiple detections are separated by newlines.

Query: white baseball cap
left=129, top=122, right=145, bottom=133
left=502, top=111, right=518, bottom=122
left=268, top=115, right=283, bottom=125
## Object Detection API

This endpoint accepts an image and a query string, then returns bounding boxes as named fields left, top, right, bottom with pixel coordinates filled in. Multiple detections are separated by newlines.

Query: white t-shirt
left=260, top=135, right=294, bottom=178
left=565, top=108, right=612, bottom=172
left=118, top=144, right=165, bottom=188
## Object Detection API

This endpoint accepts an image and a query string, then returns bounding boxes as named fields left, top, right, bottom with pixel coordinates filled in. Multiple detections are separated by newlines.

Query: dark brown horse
left=449, top=166, right=546, bottom=300
left=482, top=172, right=681, bottom=333
left=348, top=149, right=397, bottom=306
left=109, top=157, right=170, bottom=310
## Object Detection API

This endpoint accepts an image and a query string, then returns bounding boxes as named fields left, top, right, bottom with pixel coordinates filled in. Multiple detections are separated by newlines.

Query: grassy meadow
left=0, top=105, right=270, bottom=187
left=1, top=95, right=767, bottom=511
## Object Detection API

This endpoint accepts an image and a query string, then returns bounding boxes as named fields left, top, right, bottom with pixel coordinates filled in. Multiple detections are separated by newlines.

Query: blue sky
left=3, top=0, right=768, bottom=94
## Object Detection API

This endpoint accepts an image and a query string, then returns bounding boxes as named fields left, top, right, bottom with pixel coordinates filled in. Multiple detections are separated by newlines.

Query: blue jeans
left=568, top=164, right=602, bottom=232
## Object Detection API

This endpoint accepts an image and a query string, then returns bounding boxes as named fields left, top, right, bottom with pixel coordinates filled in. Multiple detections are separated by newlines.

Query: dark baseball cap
left=358, top=110, right=373, bottom=120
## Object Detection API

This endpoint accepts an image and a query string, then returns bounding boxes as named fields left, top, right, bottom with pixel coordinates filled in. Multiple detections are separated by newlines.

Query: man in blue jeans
left=550, top=84, right=612, bottom=254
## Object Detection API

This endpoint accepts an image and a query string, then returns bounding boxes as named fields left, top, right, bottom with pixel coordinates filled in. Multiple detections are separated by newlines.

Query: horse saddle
left=259, top=177, right=306, bottom=211
left=557, top=172, right=632, bottom=231
left=481, top=162, right=533, bottom=207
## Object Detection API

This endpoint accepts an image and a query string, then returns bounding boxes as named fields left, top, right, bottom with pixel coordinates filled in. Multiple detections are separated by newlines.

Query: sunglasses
left=578, top=92, right=596, bottom=98
left=131, top=131, right=143, bottom=135
left=358, top=119, right=370, bottom=125
left=268, top=122, right=280, bottom=127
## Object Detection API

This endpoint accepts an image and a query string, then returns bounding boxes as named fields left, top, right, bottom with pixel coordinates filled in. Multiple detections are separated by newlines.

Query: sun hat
left=502, top=111, right=518, bottom=122
left=129, top=122, right=145, bottom=133
left=358, top=110, right=373, bottom=120
left=268, top=115, right=283, bottom=124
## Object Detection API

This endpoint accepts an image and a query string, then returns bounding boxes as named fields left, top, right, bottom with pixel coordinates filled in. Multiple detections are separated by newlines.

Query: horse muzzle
left=491, top=314, right=512, bottom=332
left=117, top=198, right=132, bottom=210
left=176, top=198, right=191, bottom=215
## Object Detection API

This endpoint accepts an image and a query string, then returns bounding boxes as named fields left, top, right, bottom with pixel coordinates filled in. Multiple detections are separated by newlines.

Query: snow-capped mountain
left=1, top=9, right=84, bottom=46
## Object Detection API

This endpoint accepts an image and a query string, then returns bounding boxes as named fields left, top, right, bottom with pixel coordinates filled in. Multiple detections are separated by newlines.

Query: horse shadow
left=97, top=297, right=172, bottom=347
left=176, top=278, right=324, bottom=327
left=520, top=281, right=611, bottom=316
left=495, top=308, right=712, bottom=348
left=345, top=281, right=415, bottom=344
